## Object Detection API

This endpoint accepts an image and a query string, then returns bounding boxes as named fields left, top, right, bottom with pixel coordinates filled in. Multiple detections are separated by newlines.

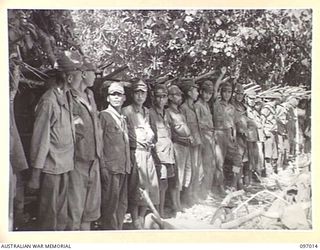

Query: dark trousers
left=38, top=172, right=69, bottom=231
left=101, top=169, right=128, bottom=230
left=214, top=129, right=242, bottom=187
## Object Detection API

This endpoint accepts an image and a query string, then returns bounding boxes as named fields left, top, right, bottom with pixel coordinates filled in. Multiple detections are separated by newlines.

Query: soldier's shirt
left=194, top=99, right=214, bottom=139
left=70, top=88, right=101, bottom=162
left=232, top=100, right=248, bottom=135
left=149, top=107, right=175, bottom=164
left=261, top=103, right=277, bottom=135
left=30, top=87, right=74, bottom=174
left=246, top=105, right=259, bottom=142
left=122, top=104, right=155, bottom=149
left=213, top=99, right=238, bottom=130
left=180, top=101, right=202, bottom=145
left=166, top=106, right=192, bottom=144
left=99, top=105, right=131, bottom=174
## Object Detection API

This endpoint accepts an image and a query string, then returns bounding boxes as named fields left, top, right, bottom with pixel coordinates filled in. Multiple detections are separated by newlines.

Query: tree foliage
left=7, top=9, right=312, bottom=91
left=8, top=9, right=81, bottom=90
left=72, top=9, right=312, bottom=88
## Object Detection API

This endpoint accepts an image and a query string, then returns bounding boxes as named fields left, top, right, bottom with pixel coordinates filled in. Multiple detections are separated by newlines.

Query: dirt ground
left=15, top=154, right=312, bottom=231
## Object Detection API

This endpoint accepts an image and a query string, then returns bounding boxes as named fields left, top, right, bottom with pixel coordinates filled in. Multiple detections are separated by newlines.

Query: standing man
left=254, top=97, right=266, bottom=176
left=231, top=83, right=249, bottom=186
left=67, top=56, right=102, bottom=230
left=276, top=102, right=289, bottom=171
left=261, top=94, right=280, bottom=175
left=10, top=70, right=29, bottom=230
left=195, top=80, right=216, bottom=198
left=167, top=85, right=193, bottom=210
left=180, top=80, right=202, bottom=204
left=27, top=51, right=82, bottom=230
left=150, top=84, right=177, bottom=217
left=99, top=82, right=131, bottom=230
left=212, top=80, right=243, bottom=193
left=245, top=90, right=261, bottom=183
left=122, top=79, right=159, bottom=229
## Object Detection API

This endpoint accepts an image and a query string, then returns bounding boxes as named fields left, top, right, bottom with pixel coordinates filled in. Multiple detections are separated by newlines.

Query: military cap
left=262, top=92, right=282, bottom=100
left=154, top=84, right=168, bottom=96
left=132, top=79, right=148, bottom=92
left=234, top=83, right=245, bottom=94
left=168, top=85, right=183, bottom=95
left=179, top=79, right=198, bottom=93
left=199, top=80, right=214, bottom=93
left=255, top=97, right=263, bottom=103
left=221, top=81, right=233, bottom=91
left=108, top=82, right=125, bottom=95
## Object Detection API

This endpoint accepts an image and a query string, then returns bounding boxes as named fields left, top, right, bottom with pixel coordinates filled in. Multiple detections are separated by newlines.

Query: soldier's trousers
left=189, top=145, right=202, bottom=199
left=265, top=133, right=278, bottom=159
left=68, top=158, right=101, bottom=230
left=247, top=141, right=259, bottom=172
left=277, top=135, right=289, bottom=170
left=257, top=142, right=265, bottom=174
left=100, top=169, right=128, bottom=230
left=38, top=172, right=69, bottom=231
left=173, top=143, right=192, bottom=191
left=215, top=129, right=242, bottom=187
left=201, top=135, right=216, bottom=194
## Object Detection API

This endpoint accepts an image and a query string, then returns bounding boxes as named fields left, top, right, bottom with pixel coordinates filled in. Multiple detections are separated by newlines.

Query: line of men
left=25, top=50, right=303, bottom=231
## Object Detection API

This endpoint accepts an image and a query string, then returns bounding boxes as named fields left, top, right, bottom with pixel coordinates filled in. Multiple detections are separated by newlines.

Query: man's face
left=133, top=90, right=147, bottom=105
left=82, top=71, right=96, bottom=87
left=169, top=93, right=183, bottom=106
left=235, top=92, right=244, bottom=102
left=188, top=87, right=199, bottom=101
left=221, top=88, right=232, bottom=102
left=255, top=102, right=262, bottom=111
left=246, top=96, right=256, bottom=107
left=68, top=71, right=82, bottom=86
left=154, top=93, right=168, bottom=109
left=200, top=90, right=212, bottom=103
left=107, top=92, right=125, bottom=109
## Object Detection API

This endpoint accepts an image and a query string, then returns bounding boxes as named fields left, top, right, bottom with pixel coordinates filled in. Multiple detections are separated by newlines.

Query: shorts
left=173, top=143, right=192, bottom=190
left=264, top=133, right=278, bottom=159
left=128, top=149, right=159, bottom=206
left=156, top=163, right=175, bottom=180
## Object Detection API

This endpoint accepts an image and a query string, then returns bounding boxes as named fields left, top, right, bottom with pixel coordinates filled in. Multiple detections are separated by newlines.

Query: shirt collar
left=70, top=88, right=92, bottom=110
left=168, top=105, right=180, bottom=113
left=106, top=105, right=123, bottom=120
left=131, top=104, right=147, bottom=116
left=55, top=87, right=68, bottom=107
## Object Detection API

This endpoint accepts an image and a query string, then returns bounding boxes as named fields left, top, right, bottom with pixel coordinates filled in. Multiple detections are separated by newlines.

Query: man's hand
left=26, top=169, right=41, bottom=194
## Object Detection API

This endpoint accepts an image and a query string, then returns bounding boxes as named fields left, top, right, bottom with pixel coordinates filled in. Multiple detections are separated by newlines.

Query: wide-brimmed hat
left=55, top=50, right=83, bottom=72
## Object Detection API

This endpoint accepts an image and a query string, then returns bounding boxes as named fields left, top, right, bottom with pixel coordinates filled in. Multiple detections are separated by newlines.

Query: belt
left=130, top=147, right=152, bottom=152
